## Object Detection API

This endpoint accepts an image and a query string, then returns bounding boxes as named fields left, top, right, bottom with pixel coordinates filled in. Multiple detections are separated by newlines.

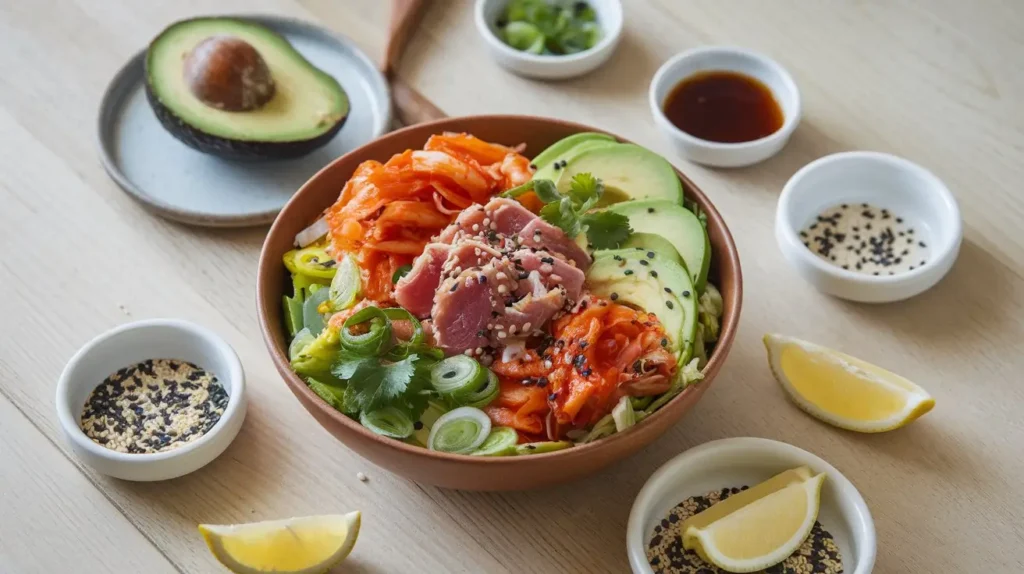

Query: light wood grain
left=1, top=0, right=1023, bottom=572
left=0, top=395, right=179, bottom=573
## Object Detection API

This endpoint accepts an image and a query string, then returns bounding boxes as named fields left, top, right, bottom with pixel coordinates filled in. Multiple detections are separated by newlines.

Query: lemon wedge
left=199, top=512, right=360, bottom=574
left=764, top=333, right=935, bottom=432
left=683, top=471, right=826, bottom=572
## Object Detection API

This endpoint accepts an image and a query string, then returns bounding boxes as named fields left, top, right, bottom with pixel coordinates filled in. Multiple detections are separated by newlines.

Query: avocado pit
left=183, top=36, right=275, bottom=112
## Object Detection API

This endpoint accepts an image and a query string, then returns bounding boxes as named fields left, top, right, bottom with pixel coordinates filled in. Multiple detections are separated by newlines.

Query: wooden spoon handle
left=383, top=0, right=447, bottom=125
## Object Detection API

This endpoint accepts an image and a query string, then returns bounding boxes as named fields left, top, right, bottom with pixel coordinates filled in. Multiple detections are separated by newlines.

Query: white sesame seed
left=540, top=264, right=553, bottom=274
left=549, top=274, right=562, bottom=282
left=487, top=323, right=493, bottom=329
left=464, top=349, right=474, bottom=356
left=475, top=347, right=483, bottom=354
left=544, top=360, right=553, bottom=369
left=523, top=322, right=532, bottom=331
left=472, top=224, right=480, bottom=232
left=509, top=325, right=518, bottom=334
left=483, top=218, right=491, bottom=226
left=498, top=285, right=508, bottom=294
left=357, top=472, right=368, bottom=482
left=490, top=222, right=498, bottom=230
left=497, top=332, right=507, bottom=339
left=496, top=272, right=507, bottom=281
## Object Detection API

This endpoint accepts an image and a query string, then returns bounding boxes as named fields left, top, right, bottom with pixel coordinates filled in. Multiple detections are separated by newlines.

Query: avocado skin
left=144, top=83, right=347, bottom=161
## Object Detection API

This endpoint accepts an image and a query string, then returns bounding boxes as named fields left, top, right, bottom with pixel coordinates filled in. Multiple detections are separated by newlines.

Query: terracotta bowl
left=257, top=115, right=742, bottom=490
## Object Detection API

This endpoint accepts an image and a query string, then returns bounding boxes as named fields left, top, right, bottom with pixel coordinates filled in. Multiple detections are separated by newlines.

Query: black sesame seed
left=639, top=260, right=649, bottom=266
left=624, top=269, right=634, bottom=276
left=651, top=270, right=659, bottom=278
left=661, top=338, right=668, bottom=347
left=666, top=300, right=674, bottom=310
left=548, top=393, right=557, bottom=401
left=664, top=287, right=672, bottom=294
left=610, top=292, right=619, bottom=301
left=647, top=251, right=656, bottom=259
left=647, top=207, right=655, bottom=214
left=682, top=290, right=691, bottom=297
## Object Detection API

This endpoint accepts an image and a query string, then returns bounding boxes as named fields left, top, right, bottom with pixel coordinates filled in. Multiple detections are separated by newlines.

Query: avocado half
left=145, top=17, right=350, bottom=160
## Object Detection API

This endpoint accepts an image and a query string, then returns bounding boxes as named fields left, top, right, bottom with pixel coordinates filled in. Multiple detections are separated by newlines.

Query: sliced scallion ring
left=383, top=307, right=424, bottom=353
left=514, top=441, right=573, bottom=455
left=463, top=370, right=500, bottom=408
left=429, top=356, right=488, bottom=403
left=471, top=426, right=519, bottom=456
left=427, top=407, right=491, bottom=454
left=328, top=255, right=361, bottom=312
left=360, top=406, right=414, bottom=439
left=288, top=327, right=316, bottom=362
left=341, top=306, right=392, bottom=356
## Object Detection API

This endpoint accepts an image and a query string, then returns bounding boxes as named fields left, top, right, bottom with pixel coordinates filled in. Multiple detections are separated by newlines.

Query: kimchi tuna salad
left=282, top=132, right=723, bottom=455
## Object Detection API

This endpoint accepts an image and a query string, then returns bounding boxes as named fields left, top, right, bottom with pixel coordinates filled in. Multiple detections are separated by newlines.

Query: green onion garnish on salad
left=329, top=254, right=361, bottom=312
left=340, top=306, right=393, bottom=356
left=471, top=426, right=519, bottom=456
left=360, top=406, right=415, bottom=439
left=428, top=407, right=492, bottom=454
left=429, top=356, right=490, bottom=404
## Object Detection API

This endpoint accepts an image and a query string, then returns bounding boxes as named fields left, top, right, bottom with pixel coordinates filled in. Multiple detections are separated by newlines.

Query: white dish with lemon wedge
left=626, top=437, right=875, bottom=574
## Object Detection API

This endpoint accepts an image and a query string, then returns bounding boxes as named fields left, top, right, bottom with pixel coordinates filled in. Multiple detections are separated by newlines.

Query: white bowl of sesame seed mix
left=776, top=151, right=962, bottom=303
left=56, top=319, right=246, bottom=481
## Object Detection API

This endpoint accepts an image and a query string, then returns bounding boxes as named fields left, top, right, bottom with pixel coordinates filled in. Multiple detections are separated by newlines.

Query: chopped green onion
left=630, top=395, right=654, bottom=410
left=472, top=426, right=519, bottom=456
left=576, top=413, right=615, bottom=443
left=392, top=264, right=413, bottom=284
left=307, top=378, right=348, bottom=414
left=382, top=307, right=425, bottom=355
left=283, top=293, right=304, bottom=337
left=503, top=21, right=545, bottom=54
left=288, top=328, right=316, bottom=362
left=341, top=306, right=392, bottom=356
left=515, top=441, right=573, bottom=455
left=329, top=255, right=361, bottom=312
left=463, top=370, right=500, bottom=408
left=360, top=406, right=414, bottom=439
left=302, top=285, right=331, bottom=337
left=429, top=356, right=489, bottom=403
left=428, top=407, right=491, bottom=454
left=611, top=396, right=636, bottom=432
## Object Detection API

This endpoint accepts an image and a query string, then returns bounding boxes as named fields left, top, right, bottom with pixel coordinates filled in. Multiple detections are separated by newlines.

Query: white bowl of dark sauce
left=776, top=151, right=962, bottom=303
left=55, top=319, right=247, bottom=481
left=649, top=46, right=801, bottom=167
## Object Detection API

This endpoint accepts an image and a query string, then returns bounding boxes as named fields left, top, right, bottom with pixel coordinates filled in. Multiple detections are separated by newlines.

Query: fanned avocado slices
left=145, top=17, right=349, bottom=160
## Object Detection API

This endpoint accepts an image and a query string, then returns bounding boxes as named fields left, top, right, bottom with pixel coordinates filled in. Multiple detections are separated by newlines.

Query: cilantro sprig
left=501, top=173, right=632, bottom=250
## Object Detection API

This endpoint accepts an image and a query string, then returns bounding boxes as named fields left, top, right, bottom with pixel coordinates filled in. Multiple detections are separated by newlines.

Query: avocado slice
left=586, top=249, right=698, bottom=363
left=532, top=139, right=618, bottom=183
left=556, top=144, right=684, bottom=206
left=145, top=17, right=350, bottom=160
left=605, top=200, right=711, bottom=291
left=622, top=233, right=684, bottom=267
left=530, top=132, right=614, bottom=175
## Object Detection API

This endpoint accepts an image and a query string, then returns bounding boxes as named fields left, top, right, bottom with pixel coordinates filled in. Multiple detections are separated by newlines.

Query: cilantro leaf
left=341, top=355, right=422, bottom=412
left=500, top=179, right=562, bottom=203
left=583, top=211, right=632, bottom=250
left=567, top=172, right=602, bottom=205
left=540, top=197, right=582, bottom=238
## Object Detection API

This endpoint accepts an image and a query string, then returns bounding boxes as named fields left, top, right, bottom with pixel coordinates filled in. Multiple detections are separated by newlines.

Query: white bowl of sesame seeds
left=776, top=151, right=962, bottom=303
left=55, top=319, right=247, bottom=481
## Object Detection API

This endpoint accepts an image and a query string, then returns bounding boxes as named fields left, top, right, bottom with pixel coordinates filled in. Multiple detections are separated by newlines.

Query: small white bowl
left=56, top=319, right=247, bottom=481
left=777, top=151, right=962, bottom=303
left=474, top=0, right=623, bottom=80
left=627, top=437, right=875, bottom=574
left=649, top=46, right=801, bottom=167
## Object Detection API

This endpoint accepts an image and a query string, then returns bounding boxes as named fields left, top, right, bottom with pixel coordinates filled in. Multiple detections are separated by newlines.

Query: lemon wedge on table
left=199, top=512, right=360, bottom=574
left=683, top=471, right=826, bottom=572
left=764, top=333, right=935, bottom=433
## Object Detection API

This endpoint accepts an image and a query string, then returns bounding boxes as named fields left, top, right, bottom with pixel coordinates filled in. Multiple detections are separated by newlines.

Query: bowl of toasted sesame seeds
left=776, top=151, right=962, bottom=303
left=56, top=318, right=247, bottom=481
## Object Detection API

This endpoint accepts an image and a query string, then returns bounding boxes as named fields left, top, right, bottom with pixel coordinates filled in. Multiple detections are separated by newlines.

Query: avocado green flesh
left=556, top=144, right=684, bottom=206
left=146, top=18, right=349, bottom=143
left=586, top=249, right=698, bottom=363
left=530, top=132, right=613, bottom=175
left=532, top=139, right=618, bottom=182
left=606, top=200, right=711, bottom=291
left=622, top=233, right=684, bottom=267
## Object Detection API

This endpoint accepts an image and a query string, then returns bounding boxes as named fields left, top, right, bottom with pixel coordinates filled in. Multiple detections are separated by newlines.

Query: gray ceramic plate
left=98, top=15, right=391, bottom=227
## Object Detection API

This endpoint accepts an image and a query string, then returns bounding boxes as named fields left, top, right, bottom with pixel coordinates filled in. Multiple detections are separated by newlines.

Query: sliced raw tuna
left=486, top=197, right=537, bottom=236
left=394, top=243, right=450, bottom=318
left=435, top=204, right=486, bottom=244
left=432, top=269, right=503, bottom=354
left=519, top=218, right=592, bottom=270
left=512, top=249, right=586, bottom=302
left=442, top=239, right=503, bottom=278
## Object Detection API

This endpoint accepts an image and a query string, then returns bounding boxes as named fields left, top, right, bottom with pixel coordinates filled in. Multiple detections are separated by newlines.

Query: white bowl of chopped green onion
left=475, top=0, right=623, bottom=79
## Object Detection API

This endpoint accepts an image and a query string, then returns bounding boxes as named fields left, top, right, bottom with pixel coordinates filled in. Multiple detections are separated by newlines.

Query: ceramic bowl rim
left=473, top=0, right=624, bottom=65
left=256, top=114, right=742, bottom=467
left=55, top=318, right=246, bottom=463
left=625, top=437, right=876, bottom=574
left=777, top=150, right=962, bottom=286
left=648, top=45, right=802, bottom=152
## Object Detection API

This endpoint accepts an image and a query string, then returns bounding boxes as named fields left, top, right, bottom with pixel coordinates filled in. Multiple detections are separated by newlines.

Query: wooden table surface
left=2, top=1, right=1023, bottom=572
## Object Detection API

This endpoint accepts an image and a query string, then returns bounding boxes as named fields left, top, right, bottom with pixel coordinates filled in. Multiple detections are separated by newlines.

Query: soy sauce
left=663, top=70, right=783, bottom=143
